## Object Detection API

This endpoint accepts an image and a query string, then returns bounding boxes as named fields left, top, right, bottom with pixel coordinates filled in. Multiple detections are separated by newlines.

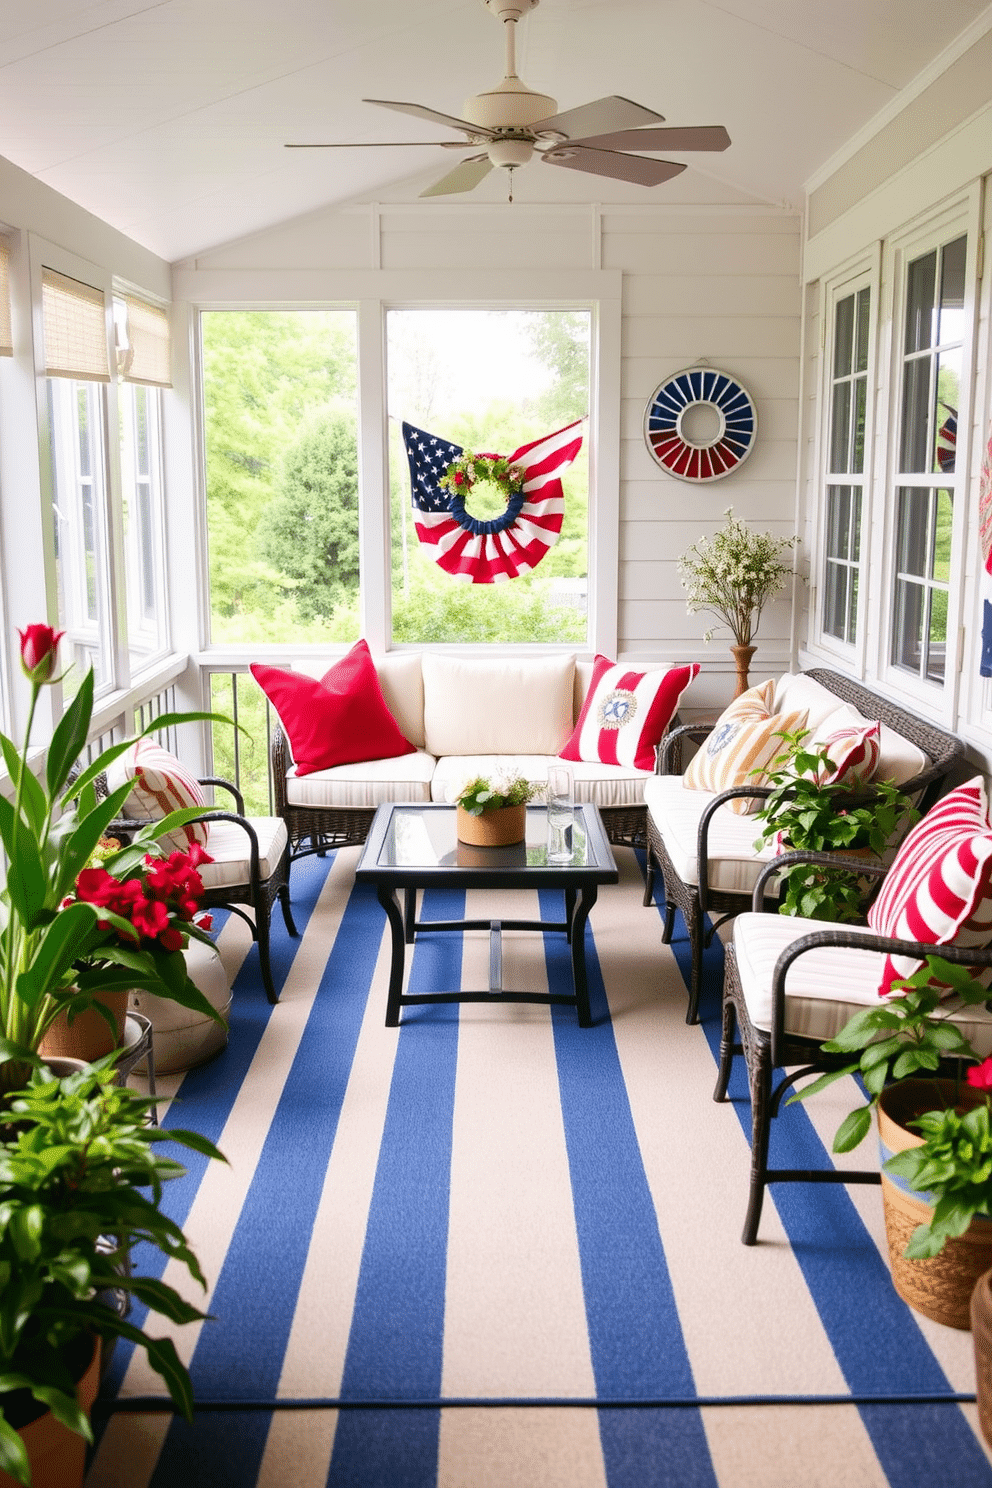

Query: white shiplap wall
left=184, top=199, right=803, bottom=713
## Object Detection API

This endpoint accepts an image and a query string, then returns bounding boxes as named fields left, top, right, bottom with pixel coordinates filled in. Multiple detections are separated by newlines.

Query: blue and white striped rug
left=88, top=847, right=992, bottom=1488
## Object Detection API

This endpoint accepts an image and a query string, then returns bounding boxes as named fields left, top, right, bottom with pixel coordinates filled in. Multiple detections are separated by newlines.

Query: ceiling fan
left=286, top=0, right=731, bottom=200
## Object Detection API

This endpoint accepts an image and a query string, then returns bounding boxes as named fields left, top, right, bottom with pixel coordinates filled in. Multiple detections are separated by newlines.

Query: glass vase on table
left=546, top=764, right=575, bottom=864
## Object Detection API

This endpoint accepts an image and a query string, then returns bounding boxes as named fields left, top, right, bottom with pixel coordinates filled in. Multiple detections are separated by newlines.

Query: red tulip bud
left=18, top=624, right=64, bottom=684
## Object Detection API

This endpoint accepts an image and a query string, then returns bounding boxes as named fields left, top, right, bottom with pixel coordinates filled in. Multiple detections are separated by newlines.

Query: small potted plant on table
left=453, top=773, right=541, bottom=847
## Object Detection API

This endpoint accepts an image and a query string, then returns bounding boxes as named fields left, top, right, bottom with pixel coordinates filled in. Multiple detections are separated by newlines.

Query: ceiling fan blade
left=286, top=140, right=474, bottom=149
left=529, top=95, right=664, bottom=140
left=567, top=125, right=731, bottom=153
left=420, top=156, right=494, bottom=198
left=543, top=147, right=686, bottom=187
left=363, top=97, right=495, bottom=138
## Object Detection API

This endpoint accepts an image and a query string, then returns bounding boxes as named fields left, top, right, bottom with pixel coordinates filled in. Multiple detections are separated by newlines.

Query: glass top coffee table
left=354, top=803, right=619, bottom=1028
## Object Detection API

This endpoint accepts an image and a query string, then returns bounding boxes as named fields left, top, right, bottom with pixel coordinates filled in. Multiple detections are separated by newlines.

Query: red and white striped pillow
left=559, top=657, right=700, bottom=772
left=106, top=739, right=210, bottom=850
left=867, top=777, right=992, bottom=996
left=811, top=721, right=881, bottom=787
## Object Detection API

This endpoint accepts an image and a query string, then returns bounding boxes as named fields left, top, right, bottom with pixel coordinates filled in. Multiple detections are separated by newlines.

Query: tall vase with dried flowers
left=677, top=508, right=800, bottom=695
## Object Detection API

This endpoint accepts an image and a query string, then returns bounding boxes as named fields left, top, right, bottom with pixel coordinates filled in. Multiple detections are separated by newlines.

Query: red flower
left=158, top=927, right=185, bottom=953
left=966, top=1058, right=992, bottom=1092
left=18, top=624, right=64, bottom=684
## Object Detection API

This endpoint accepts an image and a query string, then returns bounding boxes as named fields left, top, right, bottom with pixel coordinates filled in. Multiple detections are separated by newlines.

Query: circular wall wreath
left=643, top=367, right=757, bottom=482
left=438, top=451, right=526, bottom=534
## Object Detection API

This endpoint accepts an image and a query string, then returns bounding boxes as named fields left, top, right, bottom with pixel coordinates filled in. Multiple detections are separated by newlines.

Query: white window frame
left=183, top=268, right=621, bottom=661
left=119, top=378, right=170, bottom=673
left=808, top=246, right=881, bottom=675
left=871, top=190, right=982, bottom=722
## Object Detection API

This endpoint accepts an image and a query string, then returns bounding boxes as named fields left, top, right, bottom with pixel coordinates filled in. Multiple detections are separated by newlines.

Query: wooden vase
left=877, top=1079, right=992, bottom=1329
left=39, top=989, right=129, bottom=1063
left=456, top=802, right=527, bottom=847
left=731, top=644, right=757, bottom=697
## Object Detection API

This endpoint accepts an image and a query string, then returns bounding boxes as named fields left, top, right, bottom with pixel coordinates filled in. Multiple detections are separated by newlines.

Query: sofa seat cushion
left=197, top=816, right=288, bottom=889
left=285, top=749, right=436, bottom=810
left=645, top=775, right=779, bottom=896
left=431, top=755, right=653, bottom=811
left=421, top=653, right=574, bottom=757
left=733, top=910, right=992, bottom=1053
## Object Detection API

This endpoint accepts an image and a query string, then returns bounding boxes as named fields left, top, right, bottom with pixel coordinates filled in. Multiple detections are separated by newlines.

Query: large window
left=385, top=309, right=590, bottom=645
left=201, top=310, right=359, bottom=645
left=120, top=381, right=168, bottom=671
left=49, top=377, right=112, bottom=690
left=822, top=284, right=871, bottom=647
left=890, top=234, right=966, bottom=685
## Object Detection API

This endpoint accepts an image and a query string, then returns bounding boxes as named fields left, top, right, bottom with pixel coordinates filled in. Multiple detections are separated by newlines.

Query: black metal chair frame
left=641, top=668, right=965, bottom=1026
left=714, top=850, right=992, bottom=1245
left=98, top=774, right=297, bottom=1007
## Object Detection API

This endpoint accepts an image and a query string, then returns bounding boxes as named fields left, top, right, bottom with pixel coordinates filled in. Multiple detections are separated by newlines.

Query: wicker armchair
left=643, top=669, right=964, bottom=1025
left=716, top=851, right=992, bottom=1244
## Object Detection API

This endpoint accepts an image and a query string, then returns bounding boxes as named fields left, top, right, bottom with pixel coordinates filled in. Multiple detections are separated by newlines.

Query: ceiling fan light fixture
left=486, top=137, right=535, bottom=169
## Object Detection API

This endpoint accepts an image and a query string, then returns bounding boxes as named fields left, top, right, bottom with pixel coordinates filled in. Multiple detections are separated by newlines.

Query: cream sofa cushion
left=285, top=749, right=436, bottom=810
left=733, top=910, right=992, bottom=1050
left=645, top=774, right=780, bottom=896
left=421, top=653, right=575, bottom=757
left=431, top=754, right=652, bottom=811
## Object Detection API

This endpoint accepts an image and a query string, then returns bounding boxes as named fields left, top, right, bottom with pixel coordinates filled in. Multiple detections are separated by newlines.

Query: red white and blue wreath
left=402, top=418, right=584, bottom=583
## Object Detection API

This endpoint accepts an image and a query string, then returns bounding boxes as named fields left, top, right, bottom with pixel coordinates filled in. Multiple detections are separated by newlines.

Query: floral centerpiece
left=438, top=451, right=525, bottom=505
left=677, top=508, right=799, bottom=663
left=452, top=772, right=541, bottom=848
left=0, top=624, right=224, bottom=1097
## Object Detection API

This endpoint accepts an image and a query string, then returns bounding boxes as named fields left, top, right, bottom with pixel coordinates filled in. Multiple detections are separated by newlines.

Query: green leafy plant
left=0, top=1059, right=225, bottom=1485
left=454, top=773, right=540, bottom=816
left=752, top=727, right=917, bottom=921
left=792, top=954, right=992, bottom=1257
left=0, top=625, right=227, bottom=1097
left=677, top=507, right=799, bottom=646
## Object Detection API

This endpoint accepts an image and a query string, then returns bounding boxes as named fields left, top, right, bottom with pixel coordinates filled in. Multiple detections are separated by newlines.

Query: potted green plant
left=752, top=727, right=916, bottom=921
left=676, top=507, right=799, bottom=694
left=0, top=1058, right=224, bottom=1486
left=0, top=625, right=226, bottom=1097
left=453, top=772, right=541, bottom=847
left=793, top=954, right=992, bottom=1326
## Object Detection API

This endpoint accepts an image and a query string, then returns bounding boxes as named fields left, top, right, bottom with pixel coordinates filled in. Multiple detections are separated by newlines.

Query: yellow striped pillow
left=684, top=683, right=808, bottom=815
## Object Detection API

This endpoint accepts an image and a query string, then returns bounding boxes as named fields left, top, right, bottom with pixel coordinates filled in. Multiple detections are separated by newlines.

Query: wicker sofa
left=270, top=651, right=687, bottom=859
left=642, top=668, right=965, bottom=1023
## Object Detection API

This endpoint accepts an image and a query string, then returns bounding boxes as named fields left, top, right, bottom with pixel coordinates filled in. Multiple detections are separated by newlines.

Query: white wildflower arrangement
left=677, top=508, right=799, bottom=647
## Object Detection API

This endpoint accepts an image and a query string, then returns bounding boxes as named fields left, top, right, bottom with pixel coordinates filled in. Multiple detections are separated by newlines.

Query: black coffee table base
left=377, top=885, right=599, bottom=1027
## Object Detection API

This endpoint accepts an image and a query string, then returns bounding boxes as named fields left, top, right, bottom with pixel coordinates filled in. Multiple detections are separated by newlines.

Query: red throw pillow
left=867, top=777, right=992, bottom=996
left=560, top=657, right=699, bottom=772
left=251, top=640, right=415, bottom=777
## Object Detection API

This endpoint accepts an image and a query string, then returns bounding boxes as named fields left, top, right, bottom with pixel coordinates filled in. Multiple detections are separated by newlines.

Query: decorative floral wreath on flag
left=402, top=418, right=585, bottom=583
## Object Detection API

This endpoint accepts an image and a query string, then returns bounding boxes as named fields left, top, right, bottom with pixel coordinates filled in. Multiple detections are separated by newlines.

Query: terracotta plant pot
left=0, top=1334, right=100, bottom=1488
left=456, top=802, right=527, bottom=847
left=877, top=1078, right=992, bottom=1329
left=39, top=989, right=129, bottom=1063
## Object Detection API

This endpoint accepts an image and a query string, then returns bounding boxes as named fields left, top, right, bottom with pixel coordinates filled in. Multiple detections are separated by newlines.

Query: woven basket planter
left=878, top=1079, right=992, bottom=1330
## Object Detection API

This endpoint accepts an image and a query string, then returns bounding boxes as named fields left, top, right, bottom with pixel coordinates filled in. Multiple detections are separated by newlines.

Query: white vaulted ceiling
left=0, top=0, right=990, bottom=263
